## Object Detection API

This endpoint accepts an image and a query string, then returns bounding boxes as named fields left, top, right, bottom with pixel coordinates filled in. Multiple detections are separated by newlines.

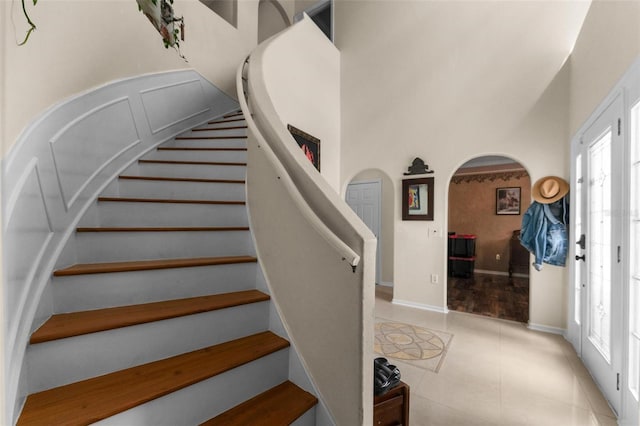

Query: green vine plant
left=18, top=0, right=37, bottom=46
left=17, top=0, right=187, bottom=62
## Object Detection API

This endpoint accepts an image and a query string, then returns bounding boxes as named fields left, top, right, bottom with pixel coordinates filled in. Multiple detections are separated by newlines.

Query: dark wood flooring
left=447, top=273, right=529, bottom=323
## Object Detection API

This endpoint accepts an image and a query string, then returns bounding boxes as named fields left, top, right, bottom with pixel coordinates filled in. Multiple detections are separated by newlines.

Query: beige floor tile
left=499, top=347, right=591, bottom=409
left=414, top=358, right=502, bottom=422
left=501, top=389, right=602, bottom=426
left=594, top=413, right=619, bottom=426
left=373, top=285, right=618, bottom=425
left=575, top=373, right=617, bottom=418
left=410, top=393, right=499, bottom=426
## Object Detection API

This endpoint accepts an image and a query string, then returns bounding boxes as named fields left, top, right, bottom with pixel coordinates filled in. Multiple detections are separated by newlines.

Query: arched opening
left=447, top=155, right=531, bottom=323
left=258, top=0, right=291, bottom=43
left=199, top=0, right=237, bottom=28
left=345, top=169, right=394, bottom=290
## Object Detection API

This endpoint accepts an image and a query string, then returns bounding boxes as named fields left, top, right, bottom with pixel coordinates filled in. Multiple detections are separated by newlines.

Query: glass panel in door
left=588, top=129, right=613, bottom=361
left=580, top=95, right=623, bottom=416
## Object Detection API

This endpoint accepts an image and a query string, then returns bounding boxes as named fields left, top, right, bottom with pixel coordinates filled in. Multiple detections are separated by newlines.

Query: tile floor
left=374, top=285, right=618, bottom=426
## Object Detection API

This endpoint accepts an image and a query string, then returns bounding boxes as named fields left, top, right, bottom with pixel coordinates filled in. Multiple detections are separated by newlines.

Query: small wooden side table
left=373, top=381, right=410, bottom=426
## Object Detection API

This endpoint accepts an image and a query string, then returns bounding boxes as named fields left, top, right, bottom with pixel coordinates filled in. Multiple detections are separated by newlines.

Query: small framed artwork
left=288, top=124, right=320, bottom=171
left=496, top=187, right=521, bottom=215
left=402, top=177, right=434, bottom=221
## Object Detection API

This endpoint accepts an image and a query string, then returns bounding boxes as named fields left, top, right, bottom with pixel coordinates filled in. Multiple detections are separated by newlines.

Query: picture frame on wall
left=496, top=187, right=521, bottom=215
left=402, top=177, right=434, bottom=221
left=287, top=124, right=321, bottom=171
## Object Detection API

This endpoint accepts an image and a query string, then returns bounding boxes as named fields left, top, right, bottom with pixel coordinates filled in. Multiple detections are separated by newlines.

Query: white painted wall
left=336, top=0, right=589, bottom=329
left=259, top=17, right=341, bottom=191
left=1, top=0, right=263, bottom=157
left=569, top=0, right=640, bottom=135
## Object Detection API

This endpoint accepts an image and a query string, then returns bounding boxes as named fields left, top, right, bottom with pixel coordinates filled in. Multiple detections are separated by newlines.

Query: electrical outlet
left=496, top=254, right=501, bottom=261
left=431, top=274, right=438, bottom=284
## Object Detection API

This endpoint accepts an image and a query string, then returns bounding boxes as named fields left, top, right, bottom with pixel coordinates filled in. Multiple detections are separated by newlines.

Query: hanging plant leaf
left=18, top=0, right=37, bottom=46
left=136, top=0, right=186, bottom=60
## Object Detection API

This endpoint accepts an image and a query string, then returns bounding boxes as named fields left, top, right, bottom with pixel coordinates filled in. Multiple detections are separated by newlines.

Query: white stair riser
left=143, top=149, right=247, bottom=163
left=26, top=302, right=270, bottom=393
left=161, top=139, right=247, bottom=150
left=53, top=262, right=258, bottom=312
left=94, top=349, right=288, bottom=426
left=137, top=162, right=246, bottom=180
left=177, top=128, right=247, bottom=138
left=117, top=179, right=246, bottom=201
left=198, top=119, right=246, bottom=129
left=96, top=201, right=249, bottom=227
left=74, top=230, right=254, bottom=263
left=292, top=407, right=317, bottom=426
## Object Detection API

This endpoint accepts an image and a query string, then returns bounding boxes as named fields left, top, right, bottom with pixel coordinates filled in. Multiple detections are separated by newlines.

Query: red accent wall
left=448, top=174, right=531, bottom=273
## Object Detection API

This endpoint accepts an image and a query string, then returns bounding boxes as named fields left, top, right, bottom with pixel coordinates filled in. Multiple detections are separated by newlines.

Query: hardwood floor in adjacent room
left=447, top=273, right=529, bottom=323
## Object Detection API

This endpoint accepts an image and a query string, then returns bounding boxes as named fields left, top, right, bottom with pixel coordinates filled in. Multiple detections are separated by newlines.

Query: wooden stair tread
left=76, top=226, right=250, bottom=232
left=53, top=255, right=257, bottom=276
left=138, top=159, right=246, bottom=166
left=30, top=289, right=269, bottom=344
left=174, top=136, right=247, bottom=140
left=201, top=381, right=317, bottom=426
left=118, top=175, right=245, bottom=184
left=157, top=147, right=247, bottom=151
left=18, top=331, right=289, bottom=426
left=207, top=117, right=245, bottom=125
left=223, top=111, right=243, bottom=118
left=97, top=196, right=245, bottom=205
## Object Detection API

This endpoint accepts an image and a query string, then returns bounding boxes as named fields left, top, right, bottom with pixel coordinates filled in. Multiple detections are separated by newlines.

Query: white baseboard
left=376, top=281, right=393, bottom=287
left=528, top=322, right=566, bottom=335
left=474, top=269, right=529, bottom=278
left=392, top=298, right=449, bottom=314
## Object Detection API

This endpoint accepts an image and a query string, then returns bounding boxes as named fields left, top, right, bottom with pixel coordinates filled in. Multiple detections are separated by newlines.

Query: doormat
left=374, top=319, right=453, bottom=373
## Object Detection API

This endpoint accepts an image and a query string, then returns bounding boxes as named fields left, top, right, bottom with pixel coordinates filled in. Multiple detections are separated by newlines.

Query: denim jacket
left=519, top=197, right=569, bottom=271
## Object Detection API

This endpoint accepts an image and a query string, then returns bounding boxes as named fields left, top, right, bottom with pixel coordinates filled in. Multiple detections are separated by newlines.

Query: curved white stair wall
left=239, top=16, right=377, bottom=425
left=2, top=70, right=238, bottom=423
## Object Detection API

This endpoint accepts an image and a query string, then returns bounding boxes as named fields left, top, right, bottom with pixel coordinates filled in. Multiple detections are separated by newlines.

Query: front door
left=577, top=95, right=623, bottom=415
left=346, top=180, right=382, bottom=284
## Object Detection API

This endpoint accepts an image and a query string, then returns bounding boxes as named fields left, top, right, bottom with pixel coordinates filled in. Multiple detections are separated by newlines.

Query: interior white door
left=579, top=95, right=623, bottom=415
left=346, top=180, right=381, bottom=284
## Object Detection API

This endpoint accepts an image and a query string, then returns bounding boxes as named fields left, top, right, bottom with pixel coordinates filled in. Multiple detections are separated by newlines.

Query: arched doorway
left=345, top=169, right=394, bottom=289
left=258, top=0, right=290, bottom=43
left=447, top=155, right=531, bottom=322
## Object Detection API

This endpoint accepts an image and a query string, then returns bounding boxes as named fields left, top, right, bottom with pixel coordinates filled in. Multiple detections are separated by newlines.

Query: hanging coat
left=519, top=197, right=569, bottom=271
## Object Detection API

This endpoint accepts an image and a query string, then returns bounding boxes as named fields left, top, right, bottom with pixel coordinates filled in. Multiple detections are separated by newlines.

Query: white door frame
left=578, top=93, right=623, bottom=416
left=568, top=57, right=640, bottom=425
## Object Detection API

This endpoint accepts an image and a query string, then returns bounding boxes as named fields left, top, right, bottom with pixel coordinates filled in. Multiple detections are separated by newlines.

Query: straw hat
left=532, top=176, right=569, bottom=204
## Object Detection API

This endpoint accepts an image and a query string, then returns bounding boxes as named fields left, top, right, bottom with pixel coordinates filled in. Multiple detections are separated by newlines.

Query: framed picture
left=496, top=187, right=521, bottom=215
left=402, top=177, right=434, bottom=221
left=288, top=124, right=320, bottom=171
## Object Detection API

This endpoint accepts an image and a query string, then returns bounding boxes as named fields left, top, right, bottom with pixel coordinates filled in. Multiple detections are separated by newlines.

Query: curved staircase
left=17, top=112, right=318, bottom=425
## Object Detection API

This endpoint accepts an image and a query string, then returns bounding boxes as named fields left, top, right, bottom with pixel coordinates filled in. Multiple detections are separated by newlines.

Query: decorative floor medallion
left=374, top=320, right=453, bottom=373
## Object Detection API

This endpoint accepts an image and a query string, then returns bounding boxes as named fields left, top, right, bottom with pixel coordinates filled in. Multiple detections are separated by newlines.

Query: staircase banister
left=236, top=64, right=361, bottom=270
left=236, top=16, right=375, bottom=426
left=241, top=23, right=375, bottom=257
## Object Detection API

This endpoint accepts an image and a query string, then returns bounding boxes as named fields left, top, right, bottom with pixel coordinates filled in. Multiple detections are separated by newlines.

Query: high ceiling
left=338, top=0, right=593, bottom=151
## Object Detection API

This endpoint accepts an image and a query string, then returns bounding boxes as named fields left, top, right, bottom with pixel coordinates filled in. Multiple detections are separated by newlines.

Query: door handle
left=575, top=254, right=585, bottom=262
